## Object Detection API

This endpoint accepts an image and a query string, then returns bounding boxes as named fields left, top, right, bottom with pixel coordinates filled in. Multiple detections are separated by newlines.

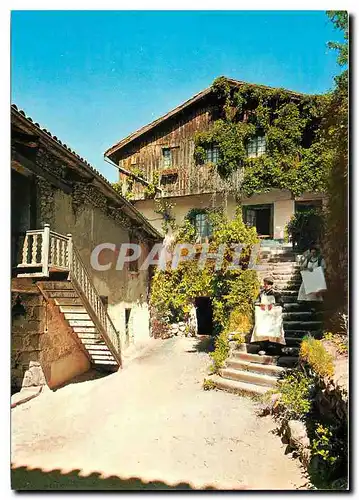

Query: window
left=205, top=145, right=219, bottom=164
left=247, top=135, right=266, bottom=158
left=194, top=212, right=213, bottom=242
left=162, top=148, right=172, bottom=169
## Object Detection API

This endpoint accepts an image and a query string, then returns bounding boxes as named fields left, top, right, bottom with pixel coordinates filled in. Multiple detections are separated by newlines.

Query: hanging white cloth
left=297, top=257, right=326, bottom=302
left=251, top=295, right=286, bottom=345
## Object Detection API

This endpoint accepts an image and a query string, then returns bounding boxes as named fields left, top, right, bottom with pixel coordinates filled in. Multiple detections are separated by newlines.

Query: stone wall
left=11, top=279, right=91, bottom=391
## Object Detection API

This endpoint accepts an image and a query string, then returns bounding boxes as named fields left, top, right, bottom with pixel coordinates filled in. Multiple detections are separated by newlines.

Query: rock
left=286, top=420, right=311, bottom=466
left=21, top=362, right=46, bottom=388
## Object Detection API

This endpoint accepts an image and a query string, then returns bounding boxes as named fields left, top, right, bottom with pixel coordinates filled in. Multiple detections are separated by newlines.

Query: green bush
left=210, top=330, right=230, bottom=374
left=277, top=371, right=313, bottom=420
left=300, top=336, right=335, bottom=379
left=203, top=378, right=216, bottom=391
left=286, top=209, right=324, bottom=251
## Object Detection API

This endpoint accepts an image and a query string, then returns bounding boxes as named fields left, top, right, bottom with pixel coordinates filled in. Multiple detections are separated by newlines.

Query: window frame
left=204, top=145, right=219, bottom=165
left=247, top=135, right=266, bottom=158
left=162, top=147, right=172, bottom=169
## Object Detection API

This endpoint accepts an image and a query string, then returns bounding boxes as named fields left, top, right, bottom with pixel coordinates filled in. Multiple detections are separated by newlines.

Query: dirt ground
left=11, top=336, right=307, bottom=490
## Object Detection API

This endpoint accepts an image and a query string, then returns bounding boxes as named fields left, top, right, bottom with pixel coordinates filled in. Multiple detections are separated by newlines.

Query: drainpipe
left=103, top=156, right=164, bottom=197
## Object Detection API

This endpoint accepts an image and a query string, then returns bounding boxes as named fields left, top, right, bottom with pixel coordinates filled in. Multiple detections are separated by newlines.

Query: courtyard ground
left=11, top=336, right=307, bottom=490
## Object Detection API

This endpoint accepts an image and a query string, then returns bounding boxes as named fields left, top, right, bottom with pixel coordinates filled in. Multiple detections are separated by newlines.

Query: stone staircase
left=209, top=243, right=324, bottom=396
left=15, top=225, right=122, bottom=374
left=38, top=281, right=120, bottom=371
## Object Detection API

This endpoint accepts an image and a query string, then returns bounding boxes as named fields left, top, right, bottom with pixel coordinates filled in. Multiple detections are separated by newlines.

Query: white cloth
left=251, top=295, right=286, bottom=345
left=297, top=257, right=326, bottom=302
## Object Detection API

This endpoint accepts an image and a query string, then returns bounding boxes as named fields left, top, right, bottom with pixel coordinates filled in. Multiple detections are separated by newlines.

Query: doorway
left=243, top=204, right=273, bottom=238
left=194, top=297, right=213, bottom=335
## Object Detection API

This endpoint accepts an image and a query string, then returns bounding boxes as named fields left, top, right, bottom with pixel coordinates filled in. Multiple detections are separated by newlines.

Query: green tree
left=322, top=11, right=348, bottom=320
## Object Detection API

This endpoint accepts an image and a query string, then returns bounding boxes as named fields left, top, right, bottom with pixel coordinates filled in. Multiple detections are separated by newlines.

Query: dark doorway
left=243, top=204, right=273, bottom=238
left=195, top=297, right=213, bottom=335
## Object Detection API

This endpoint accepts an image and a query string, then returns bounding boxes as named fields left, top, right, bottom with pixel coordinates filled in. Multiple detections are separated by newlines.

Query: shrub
left=277, top=371, right=313, bottom=420
left=286, top=209, right=324, bottom=252
left=210, top=330, right=230, bottom=374
left=227, top=308, right=252, bottom=336
left=300, top=336, right=335, bottom=379
left=203, top=378, right=216, bottom=391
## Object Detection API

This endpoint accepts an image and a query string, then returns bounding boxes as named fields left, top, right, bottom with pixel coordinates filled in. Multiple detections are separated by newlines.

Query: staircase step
left=226, top=358, right=286, bottom=376
left=47, top=290, right=79, bottom=299
left=64, top=312, right=92, bottom=321
left=209, top=375, right=271, bottom=396
left=77, top=333, right=103, bottom=344
left=90, top=353, right=115, bottom=360
left=92, top=359, right=118, bottom=365
left=54, top=298, right=83, bottom=306
left=220, top=368, right=278, bottom=387
left=74, top=326, right=98, bottom=334
left=68, top=319, right=95, bottom=327
left=83, top=343, right=109, bottom=351
left=275, top=284, right=300, bottom=291
left=283, top=302, right=323, bottom=311
left=283, top=311, right=322, bottom=320
left=41, top=281, right=74, bottom=291
left=59, top=305, right=87, bottom=313
left=277, top=356, right=299, bottom=368
left=232, top=351, right=277, bottom=365
left=284, top=329, right=322, bottom=339
left=284, top=321, right=322, bottom=330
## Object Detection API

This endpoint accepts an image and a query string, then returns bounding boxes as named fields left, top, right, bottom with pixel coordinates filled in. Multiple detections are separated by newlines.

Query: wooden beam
left=11, top=150, right=72, bottom=194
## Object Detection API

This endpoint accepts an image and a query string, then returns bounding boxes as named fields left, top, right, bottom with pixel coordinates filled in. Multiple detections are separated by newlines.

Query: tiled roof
left=11, top=104, right=162, bottom=239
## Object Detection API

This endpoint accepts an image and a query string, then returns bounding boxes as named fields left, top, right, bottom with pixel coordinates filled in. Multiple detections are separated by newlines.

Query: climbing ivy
left=150, top=209, right=260, bottom=332
left=194, top=77, right=329, bottom=197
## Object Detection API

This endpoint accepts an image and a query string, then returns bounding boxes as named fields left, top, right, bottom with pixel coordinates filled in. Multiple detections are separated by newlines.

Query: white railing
left=17, top=225, right=122, bottom=365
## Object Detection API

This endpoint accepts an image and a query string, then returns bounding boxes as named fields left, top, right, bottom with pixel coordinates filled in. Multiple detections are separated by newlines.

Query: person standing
left=251, top=277, right=286, bottom=355
left=297, top=246, right=326, bottom=302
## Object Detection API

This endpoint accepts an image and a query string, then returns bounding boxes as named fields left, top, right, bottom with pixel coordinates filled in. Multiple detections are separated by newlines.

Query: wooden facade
left=106, top=90, right=243, bottom=200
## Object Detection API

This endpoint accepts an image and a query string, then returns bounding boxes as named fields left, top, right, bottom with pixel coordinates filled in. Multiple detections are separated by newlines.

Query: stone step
left=283, top=302, right=323, bottom=311
left=281, top=347, right=300, bottom=356
left=41, top=281, right=74, bottom=291
left=64, top=312, right=92, bottom=321
left=92, top=359, right=118, bottom=366
left=283, top=320, right=322, bottom=330
left=77, top=333, right=103, bottom=344
left=59, top=305, right=87, bottom=313
left=232, top=351, right=277, bottom=365
left=275, top=284, right=300, bottom=292
left=68, top=319, right=94, bottom=327
left=82, top=342, right=108, bottom=350
left=90, top=352, right=115, bottom=361
left=47, top=290, right=79, bottom=299
left=54, top=297, right=83, bottom=306
left=209, top=375, right=270, bottom=396
left=226, top=358, right=286, bottom=377
left=283, top=311, right=323, bottom=321
left=73, top=326, right=98, bottom=334
left=220, top=368, right=279, bottom=387
left=269, top=274, right=302, bottom=281
left=281, top=294, right=299, bottom=303
left=284, top=329, right=322, bottom=339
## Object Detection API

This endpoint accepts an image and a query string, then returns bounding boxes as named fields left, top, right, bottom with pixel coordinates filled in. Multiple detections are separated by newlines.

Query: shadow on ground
left=11, top=465, right=246, bottom=491
left=191, top=335, right=216, bottom=353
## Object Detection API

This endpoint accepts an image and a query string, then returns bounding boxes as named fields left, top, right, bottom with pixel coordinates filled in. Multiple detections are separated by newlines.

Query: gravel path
left=11, top=336, right=306, bottom=490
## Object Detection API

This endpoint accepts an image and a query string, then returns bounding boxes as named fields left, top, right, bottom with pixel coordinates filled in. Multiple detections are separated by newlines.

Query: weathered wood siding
left=119, top=103, right=242, bottom=199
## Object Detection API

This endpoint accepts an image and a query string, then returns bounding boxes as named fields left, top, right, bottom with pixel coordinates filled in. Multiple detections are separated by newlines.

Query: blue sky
left=11, top=10, right=344, bottom=182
